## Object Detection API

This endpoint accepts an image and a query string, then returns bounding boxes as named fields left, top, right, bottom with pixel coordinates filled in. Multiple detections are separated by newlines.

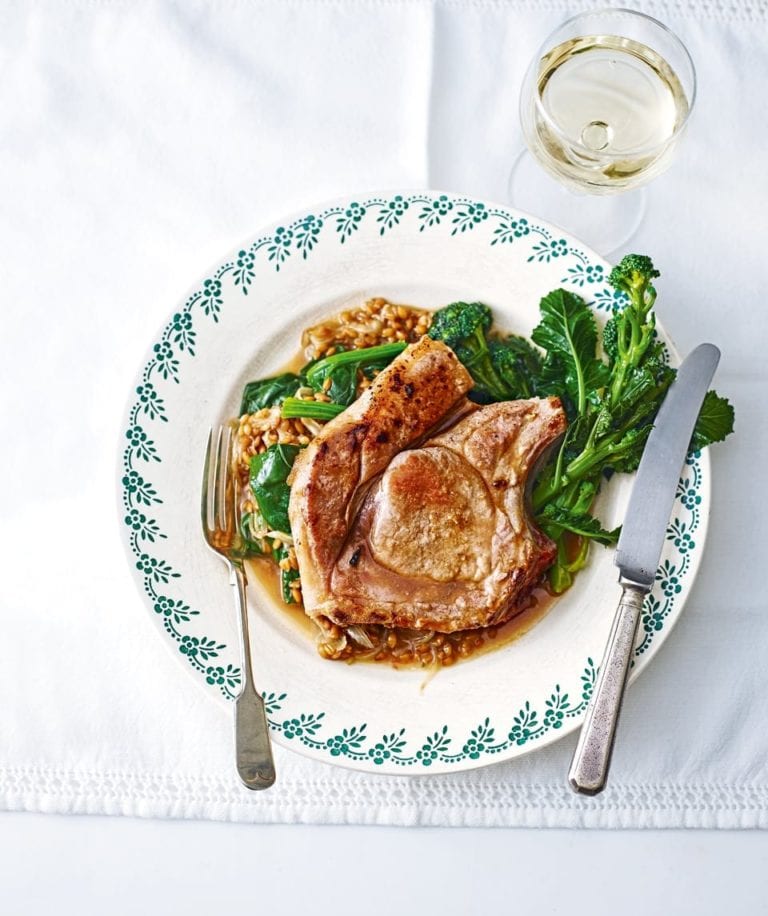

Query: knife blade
left=568, top=343, right=720, bottom=796
left=615, top=343, right=721, bottom=589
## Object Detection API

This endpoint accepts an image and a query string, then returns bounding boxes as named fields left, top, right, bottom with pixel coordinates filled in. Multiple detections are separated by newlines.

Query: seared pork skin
left=288, top=337, right=566, bottom=632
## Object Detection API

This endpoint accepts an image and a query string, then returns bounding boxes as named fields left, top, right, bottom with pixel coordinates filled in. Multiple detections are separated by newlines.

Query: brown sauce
left=281, top=351, right=308, bottom=374
left=246, top=555, right=558, bottom=669
left=245, top=556, right=318, bottom=641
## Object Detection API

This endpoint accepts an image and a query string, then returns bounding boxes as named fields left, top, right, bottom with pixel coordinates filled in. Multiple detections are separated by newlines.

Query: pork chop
left=288, top=336, right=566, bottom=632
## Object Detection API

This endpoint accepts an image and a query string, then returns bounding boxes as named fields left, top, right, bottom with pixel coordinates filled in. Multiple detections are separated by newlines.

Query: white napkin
left=1, top=0, right=766, bottom=828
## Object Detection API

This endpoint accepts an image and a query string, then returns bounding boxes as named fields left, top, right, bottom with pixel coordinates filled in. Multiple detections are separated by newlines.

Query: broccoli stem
left=533, top=354, right=669, bottom=511
left=548, top=530, right=591, bottom=593
left=533, top=430, right=636, bottom=510
left=565, top=319, right=588, bottom=416
left=607, top=259, right=659, bottom=404
left=610, top=296, right=652, bottom=402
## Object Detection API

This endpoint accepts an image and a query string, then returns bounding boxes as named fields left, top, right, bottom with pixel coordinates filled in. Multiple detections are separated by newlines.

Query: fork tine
left=222, top=425, right=235, bottom=534
left=211, top=425, right=224, bottom=533
left=201, top=427, right=214, bottom=534
left=215, top=424, right=234, bottom=534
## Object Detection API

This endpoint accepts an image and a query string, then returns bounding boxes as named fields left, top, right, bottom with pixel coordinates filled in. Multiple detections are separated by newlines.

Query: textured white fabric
left=1, top=0, right=766, bottom=828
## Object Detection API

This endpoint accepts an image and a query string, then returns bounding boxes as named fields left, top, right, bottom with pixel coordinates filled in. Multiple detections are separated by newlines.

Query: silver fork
left=201, top=425, right=276, bottom=790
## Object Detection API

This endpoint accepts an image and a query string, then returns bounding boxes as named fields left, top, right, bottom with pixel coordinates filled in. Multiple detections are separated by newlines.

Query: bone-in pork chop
left=288, top=336, right=566, bottom=632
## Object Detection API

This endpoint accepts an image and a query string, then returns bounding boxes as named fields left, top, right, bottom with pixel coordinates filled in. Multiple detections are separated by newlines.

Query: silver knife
left=568, top=343, right=720, bottom=795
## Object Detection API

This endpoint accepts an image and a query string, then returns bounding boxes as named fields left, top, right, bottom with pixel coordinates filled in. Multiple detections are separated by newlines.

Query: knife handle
left=568, top=583, right=646, bottom=795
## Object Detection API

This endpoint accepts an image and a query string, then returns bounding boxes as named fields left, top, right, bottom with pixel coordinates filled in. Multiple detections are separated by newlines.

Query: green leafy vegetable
left=531, top=259, right=670, bottom=522
left=525, top=255, right=734, bottom=590
left=314, top=362, right=357, bottom=405
left=537, top=505, right=620, bottom=545
left=690, top=390, right=735, bottom=452
left=248, top=443, right=302, bottom=534
left=531, top=289, right=610, bottom=417
left=229, top=512, right=267, bottom=560
left=428, top=301, right=512, bottom=403
left=489, top=335, right=543, bottom=398
left=240, top=372, right=302, bottom=414
left=281, top=398, right=346, bottom=421
left=274, top=544, right=301, bottom=603
left=305, top=341, right=407, bottom=405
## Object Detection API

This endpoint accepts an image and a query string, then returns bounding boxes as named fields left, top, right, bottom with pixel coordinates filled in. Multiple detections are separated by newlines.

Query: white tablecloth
left=1, top=0, right=766, bottom=828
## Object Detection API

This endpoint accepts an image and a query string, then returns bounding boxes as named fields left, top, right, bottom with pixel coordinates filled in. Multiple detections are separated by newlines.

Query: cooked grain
left=302, top=297, right=432, bottom=359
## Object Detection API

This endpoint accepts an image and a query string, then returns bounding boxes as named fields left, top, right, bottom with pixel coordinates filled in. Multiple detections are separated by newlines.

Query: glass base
left=507, top=150, right=646, bottom=257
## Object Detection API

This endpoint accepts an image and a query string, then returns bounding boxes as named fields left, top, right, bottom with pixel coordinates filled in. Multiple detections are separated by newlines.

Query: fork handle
left=231, top=564, right=276, bottom=790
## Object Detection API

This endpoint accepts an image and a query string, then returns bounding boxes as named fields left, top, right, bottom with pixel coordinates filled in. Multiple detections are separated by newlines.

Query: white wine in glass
left=511, top=9, right=696, bottom=251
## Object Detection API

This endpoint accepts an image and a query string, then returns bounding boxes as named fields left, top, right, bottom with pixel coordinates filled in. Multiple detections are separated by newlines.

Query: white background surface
left=2, top=813, right=767, bottom=915
left=3, top=0, right=768, bottom=910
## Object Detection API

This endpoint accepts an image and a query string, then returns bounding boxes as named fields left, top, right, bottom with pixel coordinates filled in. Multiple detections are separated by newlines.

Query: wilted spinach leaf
left=240, top=373, right=302, bottom=414
left=248, top=443, right=302, bottom=534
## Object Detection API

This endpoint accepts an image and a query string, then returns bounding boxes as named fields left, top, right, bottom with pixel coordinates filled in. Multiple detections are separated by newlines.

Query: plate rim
left=117, top=188, right=711, bottom=775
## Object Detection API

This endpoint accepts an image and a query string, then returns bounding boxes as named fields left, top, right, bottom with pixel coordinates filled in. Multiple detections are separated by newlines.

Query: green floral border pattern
left=120, top=193, right=704, bottom=768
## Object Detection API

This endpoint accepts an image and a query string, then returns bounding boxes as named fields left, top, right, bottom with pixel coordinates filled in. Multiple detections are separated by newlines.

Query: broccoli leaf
left=611, top=365, right=668, bottom=420
left=531, top=289, right=610, bottom=414
left=690, top=391, right=735, bottom=452
left=240, top=373, right=302, bottom=415
left=602, top=425, right=654, bottom=474
left=249, top=443, right=302, bottom=534
left=535, top=352, right=576, bottom=416
left=537, top=505, right=620, bottom=545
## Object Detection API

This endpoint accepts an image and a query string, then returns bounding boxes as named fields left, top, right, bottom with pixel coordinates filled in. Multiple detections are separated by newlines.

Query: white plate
left=118, top=191, right=709, bottom=775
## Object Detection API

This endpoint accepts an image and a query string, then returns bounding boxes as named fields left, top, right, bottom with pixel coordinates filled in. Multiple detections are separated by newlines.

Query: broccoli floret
left=602, top=316, right=619, bottom=364
left=608, top=254, right=660, bottom=314
left=428, top=301, right=510, bottom=402
left=604, top=254, right=662, bottom=401
left=488, top=335, right=543, bottom=398
left=428, top=301, right=492, bottom=349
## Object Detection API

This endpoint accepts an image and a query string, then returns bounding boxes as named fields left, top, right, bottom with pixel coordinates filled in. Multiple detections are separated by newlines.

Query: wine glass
left=509, top=8, right=696, bottom=254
